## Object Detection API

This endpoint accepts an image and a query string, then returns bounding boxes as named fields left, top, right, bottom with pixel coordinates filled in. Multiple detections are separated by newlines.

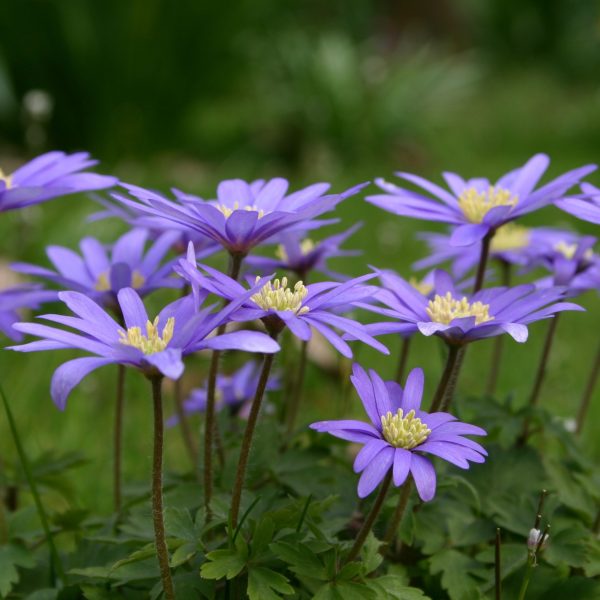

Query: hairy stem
left=0, top=383, right=66, bottom=587
left=429, top=345, right=462, bottom=413
left=204, top=253, right=244, bottom=519
left=284, top=339, right=308, bottom=441
left=473, top=232, right=493, bottom=293
left=383, top=479, right=412, bottom=548
left=575, top=339, right=600, bottom=436
left=150, top=377, right=175, bottom=600
left=486, top=261, right=511, bottom=396
left=346, top=473, right=392, bottom=564
left=395, top=337, right=412, bottom=384
left=230, top=349, right=277, bottom=528
left=173, top=376, right=198, bottom=475
left=519, top=315, right=560, bottom=444
left=113, top=364, right=125, bottom=513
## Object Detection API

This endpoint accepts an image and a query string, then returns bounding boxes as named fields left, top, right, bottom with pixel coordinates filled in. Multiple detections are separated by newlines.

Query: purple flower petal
left=51, top=356, right=115, bottom=410
left=357, top=446, right=394, bottom=498
left=144, top=348, right=184, bottom=380
left=198, top=330, right=280, bottom=354
left=393, top=448, right=412, bottom=486
left=450, top=224, right=489, bottom=247
left=410, top=454, right=436, bottom=502
left=353, top=439, right=390, bottom=473
left=117, top=288, right=149, bottom=328
left=401, top=368, right=424, bottom=412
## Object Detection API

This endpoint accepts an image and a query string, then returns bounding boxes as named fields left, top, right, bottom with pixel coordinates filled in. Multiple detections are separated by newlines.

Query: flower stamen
left=251, top=276, right=309, bottom=314
left=427, top=292, right=493, bottom=325
left=458, top=186, right=518, bottom=223
left=275, top=238, right=315, bottom=263
left=409, top=276, right=433, bottom=297
left=0, top=168, right=13, bottom=189
left=119, top=316, right=175, bottom=354
left=381, top=408, right=430, bottom=449
left=95, top=270, right=146, bottom=292
left=490, top=223, right=530, bottom=252
left=215, top=202, right=266, bottom=219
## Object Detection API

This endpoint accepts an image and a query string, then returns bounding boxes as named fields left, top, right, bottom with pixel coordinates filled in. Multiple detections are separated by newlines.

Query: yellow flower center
left=409, top=276, right=433, bottom=297
left=381, top=408, right=431, bottom=449
left=490, top=223, right=530, bottom=252
left=251, top=276, right=309, bottom=314
left=215, top=202, right=266, bottom=219
left=94, top=270, right=146, bottom=292
left=427, top=292, right=493, bottom=325
left=554, top=240, right=594, bottom=262
left=458, top=186, right=518, bottom=223
left=275, top=239, right=316, bottom=263
left=118, top=316, right=175, bottom=354
left=0, top=168, right=13, bottom=189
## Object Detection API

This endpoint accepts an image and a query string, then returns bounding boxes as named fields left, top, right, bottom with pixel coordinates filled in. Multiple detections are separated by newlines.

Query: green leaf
left=24, top=590, right=59, bottom=600
left=476, top=543, right=527, bottom=591
left=164, top=507, right=197, bottom=542
left=314, top=581, right=377, bottom=600
left=80, top=586, right=113, bottom=600
left=247, top=566, right=294, bottom=600
left=0, top=543, right=35, bottom=597
left=200, top=548, right=247, bottom=580
left=367, top=575, right=430, bottom=599
left=170, top=541, right=198, bottom=568
left=110, top=544, right=156, bottom=571
left=544, top=524, right=589, bottom=568
left=584, top=537, right=600, bottom=577
left=429, top=549, right=484, bottom=600
left=270, top=540, right=327, bottom=580
left=359, top=532, right=383, bottom=575
left=251, top=517, right=276, bottom=556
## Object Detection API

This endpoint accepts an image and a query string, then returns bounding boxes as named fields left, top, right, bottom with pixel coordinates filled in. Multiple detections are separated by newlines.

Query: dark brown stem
left=429, top=345, right=462, bottom=413
left=486, top=261, right=511, bottom=396
left=519, top=315, right=561, bottom=444
left=174, top=377, right=198, bottom=476
left=150, top=377, right=175, bottom=600
left=495, top=528, right=502, bottom=600
left=473, top=232, right=493, bottom=293
left=575, top=340, right=600, bottom=436
left=113, top=364, right=126, bottom=513
left=284, top=339, right=308, bottom=441
left=345, top=473, right=392, bottom=564
left=230, top=348, right=277, bottom=528
left=383, top=479, right=412, bottom=547
left=204, top=253, right=244, bottom=519
left=395, top=337, right=412, bottom=384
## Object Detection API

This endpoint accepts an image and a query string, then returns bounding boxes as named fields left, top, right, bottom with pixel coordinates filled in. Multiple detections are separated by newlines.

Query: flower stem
left=495, top=528, right=502, bottom=600
left=204, top=252, right=244, bottom=519
left=284, top=339, right=308, bottom=442
left=429, top=344, right=462, bottom=412
left=113, top=364, right=125, bottom=513
left=382, top=479, right=412, bottom=548
left=173, top=376, right=198, bottom=476
left=517, top=555, right=534, bottom=600
left=0, top=383, right=66, bottom=587
left=519, top=314, right=561, bottom=444
left=230, top=348, right=277, bottom=528
left=395, top=337, right=412, bottom=384
left=345, top=472, right=392, bottom=564
left=149, top=376, right=175, bottom=600
left=575, top=339, right=600, bottom=436
left=473, top=232, right=493, bottom=293
left=486, top=261, right=511, bottom=396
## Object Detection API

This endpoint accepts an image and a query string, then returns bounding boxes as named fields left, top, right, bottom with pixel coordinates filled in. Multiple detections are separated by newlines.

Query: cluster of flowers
left=2, top=150, right=598, bottom=596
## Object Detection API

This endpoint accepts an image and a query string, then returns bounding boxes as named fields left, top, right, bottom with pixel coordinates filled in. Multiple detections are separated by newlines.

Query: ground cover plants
left=1, top=150, right=599, bottom=599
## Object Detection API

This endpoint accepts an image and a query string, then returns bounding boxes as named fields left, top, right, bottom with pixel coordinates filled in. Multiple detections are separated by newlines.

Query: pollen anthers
left=215, top=202, right=266, bottom=219
left=458, top=186, right=518, bottom=223
left=95, top=270, right=146, bottom=292
left=427, top=291, right=493, bottom=325
left=119, top=316, right=175, bottom=354
left=409, top=276, right=433, bottom=297
left=275, top=239, right=316, bottom=263
left=490, top=223, right=530, bottom=252
left=251, top=276, right=309, bottom=314
left=554, top=240, right=594, bottom=261
left=0, top=168, right=13, bottom=189
left=381, top=408, right=430, bottom=449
